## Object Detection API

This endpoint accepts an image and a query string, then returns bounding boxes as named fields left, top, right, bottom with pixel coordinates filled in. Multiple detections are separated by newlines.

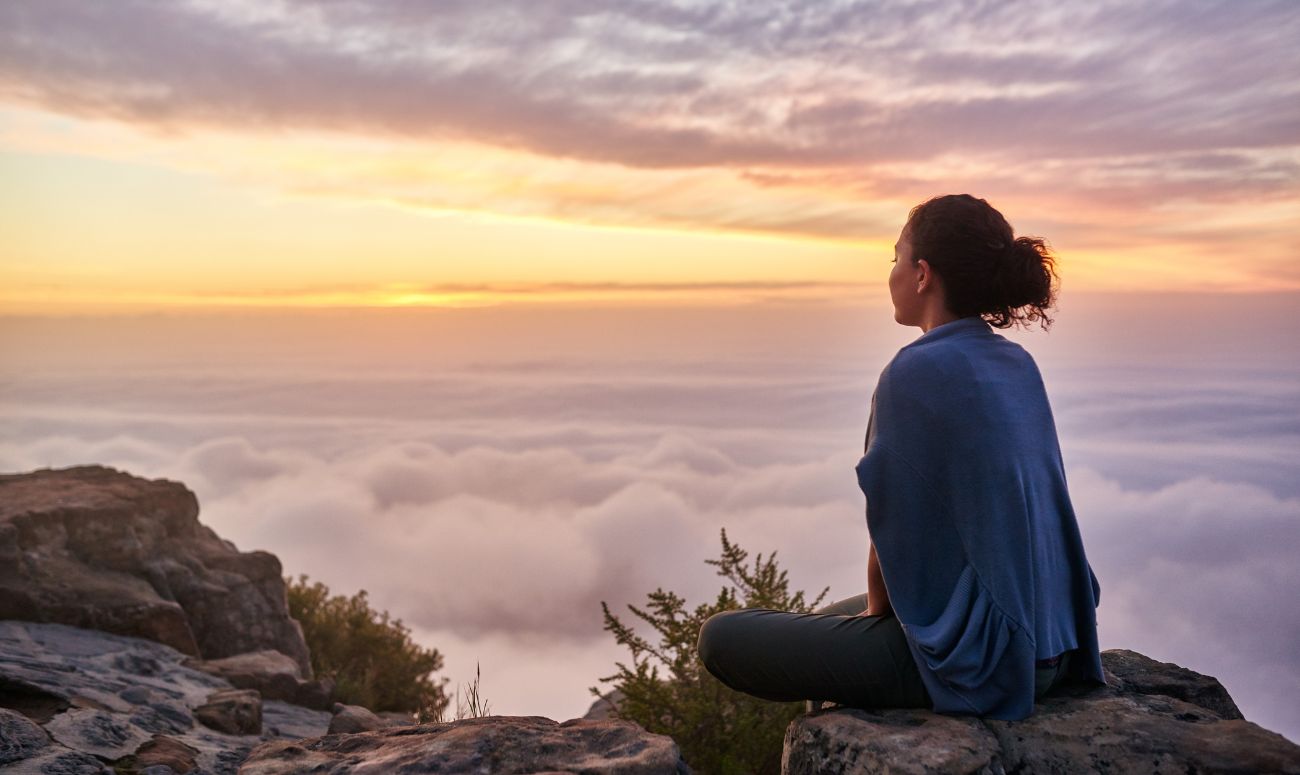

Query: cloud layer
left=2, top=298, right=1297, bottom=735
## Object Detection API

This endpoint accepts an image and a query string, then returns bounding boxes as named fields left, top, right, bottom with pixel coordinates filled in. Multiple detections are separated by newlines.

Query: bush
left=286, top=574, right=451, bottom=721
left=594, top=528, right=829, bottom=775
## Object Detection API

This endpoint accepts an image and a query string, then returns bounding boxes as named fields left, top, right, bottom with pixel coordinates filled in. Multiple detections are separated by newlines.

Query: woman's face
left=889, top=223, right=921, bottom=325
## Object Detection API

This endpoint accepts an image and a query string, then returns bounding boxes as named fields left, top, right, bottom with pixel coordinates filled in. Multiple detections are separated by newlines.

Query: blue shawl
left=855, top=315, right=1106, bottom=720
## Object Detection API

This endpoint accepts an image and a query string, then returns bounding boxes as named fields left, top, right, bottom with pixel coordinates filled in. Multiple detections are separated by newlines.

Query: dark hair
left=905, top=194, right=1059, bottom=330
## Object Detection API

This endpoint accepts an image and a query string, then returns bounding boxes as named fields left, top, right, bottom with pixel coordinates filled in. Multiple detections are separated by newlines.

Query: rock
left=783, top=649, right=1300, bottom=775
left=0, top=619, right=330, bottom=774
left=183, top=650, right=334, bottom=710
left=241, top=715, right=690, bottom=774
left=1100, top=647, right=1244, bottom=720
left=986, top=691, right=1298, bottom=774
left=0, top=706, right=51, bottom=764
left=784, top=709, right=1002, bottom=775
left=45, top=706, right=155, bottom=760
left=115, top=733, right=201, bottom=774
left=194, top=689, right=262, bottom=736
left=0, top=674, right=71, bottom=723
left=327, top=702, right=389, bottom=734
left=375, top=711, right=417, bottom=727
left=0, top=746, right=112, bottom=774
left=0, top=466, right=311, bottom=675
left=260, top=700, right=336, bottom=742
left=583, top=688, right=625, bottom=720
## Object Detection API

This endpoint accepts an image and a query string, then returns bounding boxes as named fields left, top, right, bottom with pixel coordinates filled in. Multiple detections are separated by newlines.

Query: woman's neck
left=917, top=306, right=962, bottom=333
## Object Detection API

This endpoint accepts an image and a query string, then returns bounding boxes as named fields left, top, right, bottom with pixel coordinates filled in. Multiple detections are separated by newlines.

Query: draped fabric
left=855, top=315, right=1105, bottom=720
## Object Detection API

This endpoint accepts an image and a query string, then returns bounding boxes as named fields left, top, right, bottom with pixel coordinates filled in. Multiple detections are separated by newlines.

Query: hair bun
left=904, top=194, right=1059, bottom=331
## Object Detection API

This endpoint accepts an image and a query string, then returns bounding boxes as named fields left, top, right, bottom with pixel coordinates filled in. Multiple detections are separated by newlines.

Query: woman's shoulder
left=890, top=325, right=1036, bottom=375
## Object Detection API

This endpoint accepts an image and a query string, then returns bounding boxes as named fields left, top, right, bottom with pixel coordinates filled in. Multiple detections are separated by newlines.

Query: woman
left=696, top=194, right=1106, bottom=721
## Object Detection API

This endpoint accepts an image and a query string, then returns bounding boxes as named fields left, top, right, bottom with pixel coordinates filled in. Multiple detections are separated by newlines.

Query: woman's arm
left=864, top=542, right=894, bottom=616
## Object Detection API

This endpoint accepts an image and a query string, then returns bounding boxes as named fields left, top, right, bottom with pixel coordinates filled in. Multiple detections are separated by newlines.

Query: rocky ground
left=784, top=649, right=1300, bottom=774
left=0, top=619, right=331, bottom=774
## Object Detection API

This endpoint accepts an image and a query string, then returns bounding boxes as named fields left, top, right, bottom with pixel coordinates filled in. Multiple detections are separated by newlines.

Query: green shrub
left=594, top=528, right=829, bottom=775
left=286, top=574, right=451, bottom=721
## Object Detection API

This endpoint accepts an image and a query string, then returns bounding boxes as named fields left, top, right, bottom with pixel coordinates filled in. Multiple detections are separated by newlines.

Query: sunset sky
left=2, top=0, right=1299, bottom=746
left=3, top=0, right=1298, bottom=311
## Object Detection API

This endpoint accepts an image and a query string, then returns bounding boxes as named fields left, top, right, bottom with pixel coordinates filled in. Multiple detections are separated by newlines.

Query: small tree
left=286, top=574, right=451, bottom=722
left=594, top=528, right=829, bottom=775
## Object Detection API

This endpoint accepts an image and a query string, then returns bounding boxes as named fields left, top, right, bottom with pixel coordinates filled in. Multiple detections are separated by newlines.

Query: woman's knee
left=696, top=610, right=747, bottom=672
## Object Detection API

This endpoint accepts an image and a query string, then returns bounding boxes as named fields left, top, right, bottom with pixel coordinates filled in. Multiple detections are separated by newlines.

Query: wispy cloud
left=2, top=0, right=1297, bottom=268
left=4, top=1, right=1296, bottom=168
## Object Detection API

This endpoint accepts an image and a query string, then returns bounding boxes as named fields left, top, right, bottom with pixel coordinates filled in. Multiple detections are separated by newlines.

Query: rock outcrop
left=0, top=465, right=311, bottom=675
left=241, top=715, right=690, bottom=774
left=0, top=618, right=331, bottom=774
left=783, top=649, right=1300, bottom=774
left=195, top=688, right=263, bottom=736
left=327, top=702, right=397, bottom=735
left=183, top=649, right=334, bottom=711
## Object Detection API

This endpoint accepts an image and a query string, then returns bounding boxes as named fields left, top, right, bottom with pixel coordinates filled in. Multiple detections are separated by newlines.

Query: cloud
left=0, top=300, right=1297, bottom=737
left=2, top=0, right=1296, bottom=282
left=2, top=0, right=1296, bottom=173
left=1072, top=466, right=1300, bottom=739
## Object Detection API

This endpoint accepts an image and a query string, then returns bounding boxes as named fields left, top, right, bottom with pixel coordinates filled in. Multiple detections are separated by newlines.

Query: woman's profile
left=696, top=194, right=1106, bottom=720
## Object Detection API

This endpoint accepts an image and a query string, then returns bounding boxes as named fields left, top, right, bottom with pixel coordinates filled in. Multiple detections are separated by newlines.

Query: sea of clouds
left=1, top=293, right=1296, bottom=740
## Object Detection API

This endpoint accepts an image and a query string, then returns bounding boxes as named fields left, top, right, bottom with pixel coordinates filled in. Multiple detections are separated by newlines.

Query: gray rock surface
left=240, top=715, right=690, bottom=774
left=583, top=688, right=624, bottom=721
left=0, top=707, right=51, bottom=765
left=783, top=649, right=1300, bottom=775
left=183, top=651, right=333, bottom=711
left=326, top=703, right=389, bottom=735
left=194, top=689, right=262, bottom=736
left=117, top=733, right=201, bottom=774
left=0, top=620, right=330, bottom=774
left=0, top=465, right=310, bottom=674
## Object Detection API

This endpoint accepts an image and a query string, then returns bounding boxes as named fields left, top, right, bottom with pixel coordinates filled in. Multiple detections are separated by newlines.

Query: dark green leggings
left=697, top=592, right=1070, bottom=710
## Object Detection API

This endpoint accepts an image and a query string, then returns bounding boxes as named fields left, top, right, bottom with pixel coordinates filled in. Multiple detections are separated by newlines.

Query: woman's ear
left=915, top=258, right=935, bottom=293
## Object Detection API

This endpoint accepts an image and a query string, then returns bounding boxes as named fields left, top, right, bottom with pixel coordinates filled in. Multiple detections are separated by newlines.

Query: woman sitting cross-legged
left=696, top=194, right=1106, bottom=721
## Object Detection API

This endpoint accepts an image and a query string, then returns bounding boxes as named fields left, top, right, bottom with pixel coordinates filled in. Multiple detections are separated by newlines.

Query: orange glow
left=2, top=104, right=1298, bottom=315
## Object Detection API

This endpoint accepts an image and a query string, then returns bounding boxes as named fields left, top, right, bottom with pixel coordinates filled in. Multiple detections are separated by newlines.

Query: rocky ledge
left=0, top=466, right=312, bottom=675
left=0, top=619, right=332, bottom=774
left=240, top=715, right=689, bottom=774
left=784, top=649, right=1300, bottom=774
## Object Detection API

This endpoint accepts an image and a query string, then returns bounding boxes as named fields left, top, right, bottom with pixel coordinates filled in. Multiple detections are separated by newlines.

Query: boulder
left=1100, top=647, right=1243, bottom=719
left=241, top=715, right=690, bottom=774
left=783, top=649, right=1300, bottom=775
left=45, top=706, right=156, bottom=760
left=583, top=688, right=625, bottom=721
left=327, top=702, right=389, bottom=734
left=194, top=689, right=262, bottom=736
left=184, top=650, right=335, bottom=710
left=0, top=465, right=311, bottom=675
left=0, top=619, right=330, bottom=775
left=0, top=706, right=51, bottom=765
left=116, top=733, right=201, bottom=774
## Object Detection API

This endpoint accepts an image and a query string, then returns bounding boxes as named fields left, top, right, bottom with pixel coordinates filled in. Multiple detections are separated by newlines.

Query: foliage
left=594, top=528, right=829, bottom=775
left=440, top=660, right=492, bottom=722
left=286, top=574, right=451, bottom=721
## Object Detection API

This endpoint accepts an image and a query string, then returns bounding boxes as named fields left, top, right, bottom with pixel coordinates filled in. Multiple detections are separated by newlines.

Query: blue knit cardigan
left=855, top=315, right=1106, bottom=720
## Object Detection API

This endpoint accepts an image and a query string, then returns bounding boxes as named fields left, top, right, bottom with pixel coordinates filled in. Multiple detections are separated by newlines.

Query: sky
left=2, top=0, right=1299, bottom=309
left=1, top=0, right=1298, bottom=744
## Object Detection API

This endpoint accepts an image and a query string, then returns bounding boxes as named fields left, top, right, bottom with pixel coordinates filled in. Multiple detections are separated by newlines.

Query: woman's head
left=892, top=194, right=1059, bottom=331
